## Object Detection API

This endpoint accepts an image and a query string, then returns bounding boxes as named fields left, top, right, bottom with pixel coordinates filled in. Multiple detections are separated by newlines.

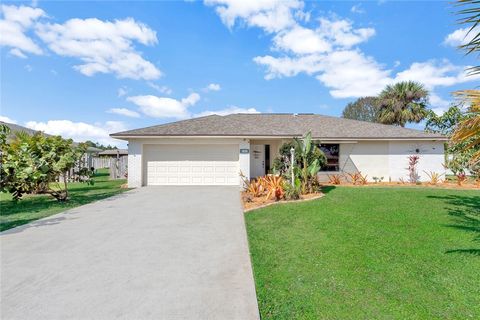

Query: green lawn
left=245, top=186, right=480, bottom=319
left=0, top=169, right=127, bottom=231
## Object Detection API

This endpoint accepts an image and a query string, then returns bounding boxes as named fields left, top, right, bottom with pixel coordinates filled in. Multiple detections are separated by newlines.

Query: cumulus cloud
left=35, top=17, right=161, bottom=80
left=25, top=120, right=127, bottom=147
left=204, top=0, right=303, bottom=33
left=127, top=92, right=200, bottom=119
left=194, top=106, right=259, bottom=117
left=107, top=108, right=140, bottom=118
left=0, top=4, right=45, bottom=57
left=207, top=1, right=479, bottom=103
left=394, top=59, right=480, bottom=88
left=204, top=83, right=221, bottom=91
left=444, top=26, right=479, bottom=47
left=0, top=115, right=17, bottom=124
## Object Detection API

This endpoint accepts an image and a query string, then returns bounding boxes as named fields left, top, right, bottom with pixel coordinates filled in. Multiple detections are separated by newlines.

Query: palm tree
left=377, top=81, right=429, bottom=127
left=451, top=1, right=480, bottom=165
left=452, top=90, right=480, bottom=164
left=457, top=0, right=479, bottom=75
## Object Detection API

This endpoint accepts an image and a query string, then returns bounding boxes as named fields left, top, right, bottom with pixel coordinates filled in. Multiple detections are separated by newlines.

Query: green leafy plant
left=372, top=176, right=384, bottom=183
left=0, top=132, right=92, bottom=201
left=283, top=178, right=301, bottom=200
left=294, top=131, right=326, bottom=194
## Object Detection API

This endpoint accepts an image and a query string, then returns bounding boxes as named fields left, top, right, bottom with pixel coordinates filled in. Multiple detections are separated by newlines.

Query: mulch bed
left=242, top=192, right=324, bottom=212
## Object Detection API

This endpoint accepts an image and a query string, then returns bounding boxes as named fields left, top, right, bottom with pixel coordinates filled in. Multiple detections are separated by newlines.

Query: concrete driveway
left=1, top=187, right=259, bottom=320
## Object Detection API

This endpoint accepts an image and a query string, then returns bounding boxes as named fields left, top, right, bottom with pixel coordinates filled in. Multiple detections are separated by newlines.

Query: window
left=318, top=144, right=340, bottom=172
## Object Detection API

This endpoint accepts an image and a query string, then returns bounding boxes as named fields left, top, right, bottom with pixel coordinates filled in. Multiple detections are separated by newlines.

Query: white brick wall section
left=127, top=140, right=143, bottom=188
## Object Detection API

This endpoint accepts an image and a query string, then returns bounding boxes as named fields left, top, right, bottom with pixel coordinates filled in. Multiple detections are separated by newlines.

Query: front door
left=250, top=144, right=265, bottom=179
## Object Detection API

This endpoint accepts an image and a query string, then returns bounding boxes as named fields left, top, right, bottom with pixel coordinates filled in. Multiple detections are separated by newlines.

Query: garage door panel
left=144, top=144, right=239, bottom=186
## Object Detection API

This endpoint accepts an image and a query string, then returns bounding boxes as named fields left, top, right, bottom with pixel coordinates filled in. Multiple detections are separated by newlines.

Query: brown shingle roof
left=110, top=114, right=446, bottom=140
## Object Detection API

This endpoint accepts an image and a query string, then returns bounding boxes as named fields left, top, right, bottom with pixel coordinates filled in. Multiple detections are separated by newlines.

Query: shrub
left=359, top=173, right=368, bottom=185
left=407, top=155, right=420, bottom=184
left=261, top=175, right=284, bottom=201
left=423, top=171, right=444, bottom=185
left=283, top=179, right=301, bottom=200
left=272, top=132, right=326, bottom=194
left=456, top=172, right=467, bottom=186
left=0, top=131, right=92, bottom=201
left=346, top=172, right=362, bottom=185
left=245, top=179, right=264, bottom=197
left=328, top=174, right=342, bottom=185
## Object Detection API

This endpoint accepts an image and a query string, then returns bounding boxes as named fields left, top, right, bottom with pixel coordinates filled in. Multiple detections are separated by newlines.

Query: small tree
left=342, top=97, right=380, bottom=122
left=0, top=132, right=92, bottom=201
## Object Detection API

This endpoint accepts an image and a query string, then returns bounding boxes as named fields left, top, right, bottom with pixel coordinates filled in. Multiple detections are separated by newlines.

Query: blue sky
left=1, top=0, right=479, bottom=146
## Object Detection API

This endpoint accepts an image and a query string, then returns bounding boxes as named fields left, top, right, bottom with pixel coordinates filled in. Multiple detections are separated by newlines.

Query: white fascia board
left=111, top=135, right=447, bottom=142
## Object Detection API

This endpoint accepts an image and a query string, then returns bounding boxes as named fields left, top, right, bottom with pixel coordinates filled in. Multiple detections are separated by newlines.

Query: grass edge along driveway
left=1, top=169, right=128, bottom=231
left=245, top=186, right=480, bottom=319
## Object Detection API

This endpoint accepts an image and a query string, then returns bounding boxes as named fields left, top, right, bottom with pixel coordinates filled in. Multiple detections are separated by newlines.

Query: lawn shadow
left=427, top=194, right=480, bottom=256
left=321, top=186, right=337, bottom=194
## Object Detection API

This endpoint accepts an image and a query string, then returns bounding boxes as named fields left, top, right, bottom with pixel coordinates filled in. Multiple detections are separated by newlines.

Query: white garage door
left=144, top=144, right=239, bottom=186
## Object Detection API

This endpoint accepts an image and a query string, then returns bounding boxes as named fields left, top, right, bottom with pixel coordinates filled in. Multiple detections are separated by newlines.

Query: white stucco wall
left=127, top=140, right=143, bottom=188
left=388, top=141, right=445, bottom=182
left=126, top=137, right=249, bottom=188
left=318, top=140, right=445, bottom=182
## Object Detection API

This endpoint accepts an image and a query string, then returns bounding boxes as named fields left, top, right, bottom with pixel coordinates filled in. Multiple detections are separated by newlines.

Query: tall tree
left=451, top=1, right=480, bottom=165
left=342, top=97, right=380, bottom=122
left=452, top=90, right=480, bottom=165
left=457, top=0, right=480, bottom=75
left=377, top=81, right=429, bottom=127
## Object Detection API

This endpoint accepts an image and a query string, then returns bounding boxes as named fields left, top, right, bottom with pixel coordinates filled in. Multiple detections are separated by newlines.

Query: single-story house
left=97, top=149, right=128, bottom=157
left=110, top=113, right=447, bottom=188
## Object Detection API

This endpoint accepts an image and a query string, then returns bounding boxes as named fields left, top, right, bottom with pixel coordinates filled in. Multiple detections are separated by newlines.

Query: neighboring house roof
left=111, top=113, right=446, bottom=140
left=98, top=149, right=128, bottom=156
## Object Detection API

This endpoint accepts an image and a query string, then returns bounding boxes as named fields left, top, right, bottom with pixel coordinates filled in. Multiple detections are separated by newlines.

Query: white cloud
left=394, top=59, right=480, bottom=89
left=194, top=106, right=259, bottom=117
left=35, top=17, right=161, bottom=80
left=316, top=50, right=392, bottom=98
left=273, top=26, right=331, bottom=54
left=0, top=115, right=17, bottom=124
left=317, top=18, right=375, bottom=49
left=127, top=92, right=200, bottom=119
left=204, top=0, right=303, bottom=33
left=204, top=83, right=221, bottom=91
left=24, top=64, right=33, bottom=72
left=117, top=87, right=128, bottom=97
left=444, top=26, right=479, bottom=47
left=25, top=120, right=127, bottom=147
left=351, top=4, right=365, bottom=14
left=0, top=5, right=45, bottom=57
left=107, top=108, right=140, bottom=118
left=147, top=82, right=173, bottom=95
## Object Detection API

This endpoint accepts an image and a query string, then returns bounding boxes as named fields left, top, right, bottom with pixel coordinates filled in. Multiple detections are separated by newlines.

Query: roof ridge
left=111, top=114, right=221, bottom=135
